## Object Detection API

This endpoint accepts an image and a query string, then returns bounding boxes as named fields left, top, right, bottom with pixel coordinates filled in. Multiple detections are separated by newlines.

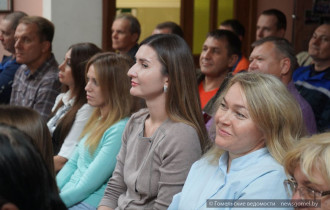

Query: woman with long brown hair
left=0, top=105, right=55, bottom=177
left=47, top=42, right=101, bottom=172
left=99, top=34, right=208, bottom=209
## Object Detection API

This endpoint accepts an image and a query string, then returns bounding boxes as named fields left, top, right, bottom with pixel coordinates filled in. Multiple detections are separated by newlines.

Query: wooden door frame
left=233, top=0, right=257, bottom=57
left=102, top=0, right=116, bottom=51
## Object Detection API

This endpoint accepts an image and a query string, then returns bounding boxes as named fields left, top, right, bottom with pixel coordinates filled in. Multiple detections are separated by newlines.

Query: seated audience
left=283, top=132, right=330, bottom=209
left=256, top=8, right=286, bottom=40
left=0, top=11, right=27, bottom=104
left=47, top=42, right=102, bottom=173
left=152, top=21, right=184, bottom=38
left=98, top=34, right=208, bottom=210
left=169, top=72, right=304, bottom=209
left=293, top=23, right=330, bottom=132
left=249, top=36, right=317, bottom=135
left=0, top=105, right=55, bottom=177
left=56, top=52, right=138, bottom=209
left=198, top=29, right=241, bottom=124
left=219, top=19, right=249, bottom=74
left=10, top=16, right=61, bottom=121
left=111, top=13, right=140, bottom=61
left=0, top=124, right=66, bottom=210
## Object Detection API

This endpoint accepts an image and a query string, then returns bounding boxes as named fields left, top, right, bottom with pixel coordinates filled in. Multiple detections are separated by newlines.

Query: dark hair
left=0, top=124, right=66, bottom=210
left=19, top=16, right=55, bottom=43
left=220, top=19, right=245, bottom=38
left=252, top=36, right=297, bottom=72
left=115, top=13, right=141, bottom=40
left=4, top=11, right=27, bottom=30
left=0, top=105, right=54, bottom=177
left=207, top=29, right=242, bottom=56
left=52, top=43, right=102, bottom=153
left=155, top=21, right=184, bottom=38
left=261, top=9, right=287, bottom=31
left=140, top=34, right=209, bottom=152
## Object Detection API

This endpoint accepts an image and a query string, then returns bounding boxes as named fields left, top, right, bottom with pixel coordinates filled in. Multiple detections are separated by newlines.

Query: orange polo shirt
left=198, top=82, right=219, bottom=109
left=233, top=55, right=249, bottom=74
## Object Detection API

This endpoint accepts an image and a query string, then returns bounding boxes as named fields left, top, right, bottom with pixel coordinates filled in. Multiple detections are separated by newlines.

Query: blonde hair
left=81, top=52, right=137, bottom=154
left=284, top=132, right=330, bottom=185
left=206, top=72, right=305, bottom=163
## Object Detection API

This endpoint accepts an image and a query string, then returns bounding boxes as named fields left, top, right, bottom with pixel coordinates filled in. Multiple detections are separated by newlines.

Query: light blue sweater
left=56, top=118, right=128, bottom=207
left=169, top=148, right=292, bottom=210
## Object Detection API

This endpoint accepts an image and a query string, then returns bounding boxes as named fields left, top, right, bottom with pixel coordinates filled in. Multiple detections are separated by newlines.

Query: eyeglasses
left=284, top=178, right=330, bottom=200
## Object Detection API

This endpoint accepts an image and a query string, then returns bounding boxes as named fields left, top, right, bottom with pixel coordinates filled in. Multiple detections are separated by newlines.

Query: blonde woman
left=284, top=132, right=330, bottom=209
left=169, top=72, right=305, bottom=209
left=56, top=52, right=138, bottom=209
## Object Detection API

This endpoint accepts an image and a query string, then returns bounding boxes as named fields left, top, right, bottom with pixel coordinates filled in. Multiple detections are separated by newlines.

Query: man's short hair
left=207, top=29, right=242, bottom=56
left=155, top=21, right=184, bottom=38
left=19, top=16, right=54, bottom=43
left=261, top=9, right=287, bottom=31
left=252, top=36, right=297, bottom=72
left=115, top=13, right=141, bottom=40
left=4, top=11, right=27, bottom=31
left=220, top=19, right=245, bottom=38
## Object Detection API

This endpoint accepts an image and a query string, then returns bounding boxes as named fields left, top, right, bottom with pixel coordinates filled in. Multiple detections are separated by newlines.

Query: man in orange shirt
left=198, top=30, right=241, bottom=124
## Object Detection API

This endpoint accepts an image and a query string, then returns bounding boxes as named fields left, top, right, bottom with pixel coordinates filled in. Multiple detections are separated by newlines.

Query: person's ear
left=228, top=54, right=239, bottom=68
left=163, top=76, right=169, bottom=93
left=41, top=41, right=51, bottom=53
left=131, top=33, right=139, bottom=43
left=277, top=29, right=286, bottom=38
left=280, top=57, right=291, bottom=76
left=164, top=76, right=169, bottom=87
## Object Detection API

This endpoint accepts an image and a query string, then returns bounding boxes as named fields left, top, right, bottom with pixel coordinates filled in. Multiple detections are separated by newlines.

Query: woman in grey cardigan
left=98, top=34, right=209, bottom=210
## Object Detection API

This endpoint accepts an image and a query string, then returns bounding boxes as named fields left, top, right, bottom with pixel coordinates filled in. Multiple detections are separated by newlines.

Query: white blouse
left=47, top=91, right=94, bottom=159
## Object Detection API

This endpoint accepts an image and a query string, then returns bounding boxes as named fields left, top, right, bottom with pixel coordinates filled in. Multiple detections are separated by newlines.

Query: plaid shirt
left=10, top=54, right=61, bottom=121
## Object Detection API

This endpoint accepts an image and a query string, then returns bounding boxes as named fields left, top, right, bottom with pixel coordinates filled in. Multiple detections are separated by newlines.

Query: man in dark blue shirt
left=293, top=23, right=330, bottom=132
left=0, top=11, right=27, bottom=104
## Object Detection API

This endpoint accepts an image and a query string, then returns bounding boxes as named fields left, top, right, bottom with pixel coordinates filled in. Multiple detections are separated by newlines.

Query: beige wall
left=14, top=0, right=43, bottom=16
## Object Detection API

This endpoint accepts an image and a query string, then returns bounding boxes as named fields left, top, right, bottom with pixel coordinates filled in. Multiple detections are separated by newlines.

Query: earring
left=163, top=85, right=168, bottom=93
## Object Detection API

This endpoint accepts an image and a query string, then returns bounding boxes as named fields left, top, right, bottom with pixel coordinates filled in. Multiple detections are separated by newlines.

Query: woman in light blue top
left=56, top=52, right=139, bottom=209
left=169, top=72, right=305, bottom=210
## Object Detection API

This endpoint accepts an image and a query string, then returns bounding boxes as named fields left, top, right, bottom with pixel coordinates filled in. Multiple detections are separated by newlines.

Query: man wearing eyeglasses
left=283, top=132, right=330, bottom=209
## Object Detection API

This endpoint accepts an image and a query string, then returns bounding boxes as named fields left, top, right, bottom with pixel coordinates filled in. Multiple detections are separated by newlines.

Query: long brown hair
left=81, top=52, right=139, bottom=154
left=140, top=34, right=209, bottom=152
left=52, top=43, right=101, bottom=151
left=0, top=105, right=55, bottom=177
